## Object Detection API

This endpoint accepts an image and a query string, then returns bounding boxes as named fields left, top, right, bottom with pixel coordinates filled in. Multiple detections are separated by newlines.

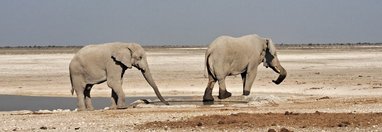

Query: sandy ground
left=0, top=46, right=382, bottom=131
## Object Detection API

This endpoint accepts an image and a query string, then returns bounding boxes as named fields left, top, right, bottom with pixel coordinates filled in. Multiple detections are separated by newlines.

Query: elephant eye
left=139, top=56, right=143, bottom=60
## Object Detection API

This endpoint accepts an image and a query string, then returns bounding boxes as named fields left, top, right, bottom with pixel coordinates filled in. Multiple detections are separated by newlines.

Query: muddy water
left=0, top=95, right=159, bottom=111
left=0, top=95, right=254, bottom=111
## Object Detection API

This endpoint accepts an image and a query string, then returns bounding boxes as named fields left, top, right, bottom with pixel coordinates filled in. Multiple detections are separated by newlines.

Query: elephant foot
left=117, top=104, right=127, bottom=109
left=272, top=80, right=281, bottom=85
left=117, top=107, right=127, bottom=109
left=243, top=90, right=250, bottom=96
left=203, top=88, right=214, bottom=102
left=87, top=107, right=95, bottom=111
left=108, top=104, right=117, bottom=110
left=76, top=107, right=87, bottom=112
left=218, top=90, right=232, bottom=99
left=203, top=95, right=214, bottom=102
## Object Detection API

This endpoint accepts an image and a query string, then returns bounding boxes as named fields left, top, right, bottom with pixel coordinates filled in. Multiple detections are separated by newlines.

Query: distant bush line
left=1, top=43, right=382, bottom=49
left=0, top=45, right=83, bottom=49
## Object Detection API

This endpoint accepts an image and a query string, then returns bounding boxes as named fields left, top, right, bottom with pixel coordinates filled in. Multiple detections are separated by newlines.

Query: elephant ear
left=263, top=38, right=276, bottom=68
left=111, top=48, right=133, bottom=69
left=267, top=39, right=277, bottom=55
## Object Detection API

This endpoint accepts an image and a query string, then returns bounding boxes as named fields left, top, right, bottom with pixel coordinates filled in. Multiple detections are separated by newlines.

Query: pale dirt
left=0, top=46, right=382, bottom=131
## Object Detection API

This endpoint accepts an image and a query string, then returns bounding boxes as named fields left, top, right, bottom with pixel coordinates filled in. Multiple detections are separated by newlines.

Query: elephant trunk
left=272, top=65, right=287, bottom=85
left=141, top=70, right=169, bottom=105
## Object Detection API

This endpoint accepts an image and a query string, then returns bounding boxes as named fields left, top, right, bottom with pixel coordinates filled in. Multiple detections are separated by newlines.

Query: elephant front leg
left=110, top=89, right=126, bottom=109
left=242, top=70, right=257, bottom=96
left=108, top=80, right=127, bottom=109
left=110, top=90, right=118, bottom=109
left=217, top=78, right=231, bottom=99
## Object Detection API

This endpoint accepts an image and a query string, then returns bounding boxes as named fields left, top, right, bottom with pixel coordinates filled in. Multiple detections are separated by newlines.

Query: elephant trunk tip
left=272, top=66, right=287, bottom=85
left=272, top=79, right=282, bottom=85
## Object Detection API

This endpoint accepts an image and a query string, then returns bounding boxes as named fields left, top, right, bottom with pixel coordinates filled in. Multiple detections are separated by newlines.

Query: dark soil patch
left=137, top=112, right=382, bottom=130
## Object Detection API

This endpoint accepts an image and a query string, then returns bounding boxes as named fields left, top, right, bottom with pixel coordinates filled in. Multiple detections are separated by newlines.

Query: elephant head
left=263, top=39, right=287, bottom=85
left=112, top=43, right=169, bottom=105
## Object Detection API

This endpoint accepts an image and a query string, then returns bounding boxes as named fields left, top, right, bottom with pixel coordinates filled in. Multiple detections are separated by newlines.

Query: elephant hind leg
left=84, top=84, right=94, bottom=110
left=70, top=74, right=87, bottom=111
left=217, top=78, right=231, bottom=100
left=73, top=84, right=86, bottom=111
left=203, top=75, right=217, bottom=102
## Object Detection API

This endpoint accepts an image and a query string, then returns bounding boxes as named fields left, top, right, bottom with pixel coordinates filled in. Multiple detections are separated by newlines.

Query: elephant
left=69, top=42, right=169, bottom=111
left=203, top=34, right=287, bottom=102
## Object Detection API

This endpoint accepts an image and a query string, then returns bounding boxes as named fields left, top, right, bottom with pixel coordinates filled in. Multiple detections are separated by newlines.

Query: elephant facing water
left=203, top=34, right=287, bottom=102
left=69, top=42, right=169, bottom=111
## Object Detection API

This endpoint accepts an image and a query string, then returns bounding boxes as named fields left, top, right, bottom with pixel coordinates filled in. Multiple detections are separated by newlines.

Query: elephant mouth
left=134, top=65, right=145, bottom=72
left=138, top=68, right=146, bottom=72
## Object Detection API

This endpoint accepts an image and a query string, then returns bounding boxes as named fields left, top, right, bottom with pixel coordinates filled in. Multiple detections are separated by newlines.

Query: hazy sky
left=1, top=0, right=381, bottom=46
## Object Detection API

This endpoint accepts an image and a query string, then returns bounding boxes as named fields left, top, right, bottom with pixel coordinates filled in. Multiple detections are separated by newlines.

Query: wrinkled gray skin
left=69, top=42, right=169, bottom=111
left=203, top=34, right=287, bottom=101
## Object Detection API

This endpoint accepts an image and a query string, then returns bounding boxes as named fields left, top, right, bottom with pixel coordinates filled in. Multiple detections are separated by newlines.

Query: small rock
left=309, top=87, right=323, bottom=90
left=74, top=127, right=80, bottom=130
left=217, top=120, right=224, bottom=124
left=358, top=75, right=363, bottom=77
left=280, top=127, right=292, bottom=132
left=314, top=72, right=320, bottom=75
left=268, top=128, right=276, bottom=132
left=317, top=96, right=330, bottom=100
left=197, top=122, right=203, bottom=127
left=284, top=111, right=298, bottom=115
left=338, top=121, right=351, bottom=127
left=40, top=126, right=47, bottom=130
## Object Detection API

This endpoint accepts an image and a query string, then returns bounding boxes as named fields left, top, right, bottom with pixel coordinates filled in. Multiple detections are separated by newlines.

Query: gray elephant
left=203, top=34, right=287, bottom=102
left=69, top=42, right=169, bottom=111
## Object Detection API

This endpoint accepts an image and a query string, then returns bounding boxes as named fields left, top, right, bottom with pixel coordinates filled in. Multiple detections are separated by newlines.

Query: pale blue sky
left=0, top=0, right=381, bottom=46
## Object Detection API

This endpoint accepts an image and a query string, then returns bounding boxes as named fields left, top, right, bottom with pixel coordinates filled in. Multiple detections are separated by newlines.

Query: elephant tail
left=69, top=70, right=75, bottom=95
left=205, top=50, right=216, bottom=79
left=71, top=88, right=74, bottom=95
left=203, top=54, right=208, bottom=78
